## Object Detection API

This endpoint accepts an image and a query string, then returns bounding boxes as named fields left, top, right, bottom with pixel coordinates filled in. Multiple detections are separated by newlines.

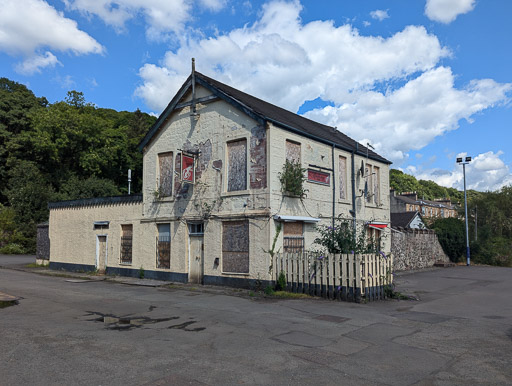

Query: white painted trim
left=273, top=215, right=320, bottom=223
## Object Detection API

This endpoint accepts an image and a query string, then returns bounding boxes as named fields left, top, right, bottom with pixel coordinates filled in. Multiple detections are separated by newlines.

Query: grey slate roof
left=394, top=195, right=455, bottom=209
left=391, top=211, right=420, bottom=228
left=139, top=72, right=391, bottom=165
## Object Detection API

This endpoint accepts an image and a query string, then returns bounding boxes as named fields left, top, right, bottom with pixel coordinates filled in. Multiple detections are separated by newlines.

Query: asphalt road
left=0, top=259, right=511, bottom=385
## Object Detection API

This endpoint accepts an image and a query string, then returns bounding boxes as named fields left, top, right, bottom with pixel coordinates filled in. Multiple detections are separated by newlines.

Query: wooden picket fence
left=272, top=251, right=393, bottom=302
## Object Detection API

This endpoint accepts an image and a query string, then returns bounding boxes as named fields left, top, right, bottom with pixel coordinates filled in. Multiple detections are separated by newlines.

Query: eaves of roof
left=138, top=72, right=391, bottom=165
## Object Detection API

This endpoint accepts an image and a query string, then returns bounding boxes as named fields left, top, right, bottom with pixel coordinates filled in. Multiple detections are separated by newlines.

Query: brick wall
left=391, top=228, right=449, bottom=271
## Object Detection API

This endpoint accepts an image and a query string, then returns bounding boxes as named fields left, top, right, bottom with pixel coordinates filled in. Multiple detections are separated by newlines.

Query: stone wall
left=391, top=228, right=449, bottom=271
left=36, top=223, right=50, bottom=260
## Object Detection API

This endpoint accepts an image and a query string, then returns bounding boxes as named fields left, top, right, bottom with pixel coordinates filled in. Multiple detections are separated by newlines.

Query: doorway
left=188, top=223, right=204, bottom=284
left=96, top=235, right=108, bottom=273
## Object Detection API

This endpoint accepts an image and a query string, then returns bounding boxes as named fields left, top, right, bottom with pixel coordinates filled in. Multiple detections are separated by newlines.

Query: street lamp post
left=456, top=156, right=471, bottom=266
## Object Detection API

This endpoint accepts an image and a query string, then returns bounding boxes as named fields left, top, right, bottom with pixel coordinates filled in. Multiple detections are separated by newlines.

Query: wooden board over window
left=227, top=139, right=247, bottom=192
left=373, top=166, right=380, bottom=205
left=285, top=140, right=301, bottom=163
left=283, top=222, right=303, bottom=236
left=120, top=224, right=133, bottom=264
left=222, top=221, right=249, bottom=273
left=339, top=156, right=347, bottom=200
left=158, top=152, right=173, bottom=197
left=283, top=221, right=304, bottom=253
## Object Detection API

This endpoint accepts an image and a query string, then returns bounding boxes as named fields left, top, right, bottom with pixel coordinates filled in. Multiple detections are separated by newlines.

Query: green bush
left=431, top=218, right=465, bottom=262
left=0, top=243, right=26, bottom=254
left=276, top=271, right=287, bottom=291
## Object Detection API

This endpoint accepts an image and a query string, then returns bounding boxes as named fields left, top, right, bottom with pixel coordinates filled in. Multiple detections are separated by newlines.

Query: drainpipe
left=191, top=58, right=197, bottom=115
left=351, top=143, right=358, bottom=235
left=332, top=144, right=336, bottom=248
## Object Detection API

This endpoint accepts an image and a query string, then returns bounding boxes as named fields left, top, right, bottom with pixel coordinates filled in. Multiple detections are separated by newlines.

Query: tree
left=431, top=218, right=466, bottom=263
left=390, top=169, right=419, bottom=193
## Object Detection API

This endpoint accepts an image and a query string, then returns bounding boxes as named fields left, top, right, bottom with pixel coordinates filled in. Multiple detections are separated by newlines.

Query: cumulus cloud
left=136, top=1, right=450, bottom=114
left=425, top=0, right=476, bottom=24
left=0, top=0, right=104, bottom=74
left=410, top=151, right=512, bottom=192
left=135, top=1, right=510, bottom=170
left=15, top=51, right=61, bottom=74
left=370, top=10, right=389, bottom=21
left=64, top=0, right=226, bottom=40
left=305, top=67, right=511, bottom=162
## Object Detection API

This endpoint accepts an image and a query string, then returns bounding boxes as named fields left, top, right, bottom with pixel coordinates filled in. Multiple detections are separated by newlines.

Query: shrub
left=278, top=160, right=307, bottom=198
left=276, top=271, right=287, bottom=291
left=0, top=243, right=26, bottom=254
left=431, top=218, right=465, bottom=262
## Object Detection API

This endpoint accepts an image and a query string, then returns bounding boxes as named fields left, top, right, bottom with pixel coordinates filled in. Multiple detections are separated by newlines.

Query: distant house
left=390, top=190, right=457, bottom=219
left=48, top=68, right=391, bottom=287
left=390, top=211, right=425, bottom=229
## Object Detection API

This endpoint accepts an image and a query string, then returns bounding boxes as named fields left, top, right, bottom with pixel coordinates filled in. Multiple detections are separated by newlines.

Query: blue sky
left=1, top=0, right=511, bottom=191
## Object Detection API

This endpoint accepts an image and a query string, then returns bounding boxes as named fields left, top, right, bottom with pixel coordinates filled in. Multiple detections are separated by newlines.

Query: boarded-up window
left=156, top=224, right=170, bottom=269
left=366, top=163, right=373, bottom=203
left=227, top=139, right=247, bottom=192
left=339, top=156, right=347, bottom=200
left=158, top=152, right=173, bottom=197
left=222, top=221, right=249, bottom=273
left=285, top=140, right=301, bottom=163
left=373, top=165, right=380, bottom=205
left=283, top=222, right=304, bottom=253
left=120, top=224, right=133, bottom=264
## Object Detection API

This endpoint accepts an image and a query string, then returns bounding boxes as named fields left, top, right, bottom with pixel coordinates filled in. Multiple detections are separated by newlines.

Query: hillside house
left=390, top=190, right=457, bottom=219
left=48, top=68, right=391, bottom=287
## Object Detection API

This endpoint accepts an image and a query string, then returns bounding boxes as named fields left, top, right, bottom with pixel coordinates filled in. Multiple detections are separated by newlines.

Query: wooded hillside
left=0, top=78, right=156, bottom=253
left=390, top=169, right=511, bottom=266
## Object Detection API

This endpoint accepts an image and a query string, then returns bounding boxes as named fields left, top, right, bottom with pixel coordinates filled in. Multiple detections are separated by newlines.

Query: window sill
left=221, top=271, right=250, bottom=276
left=153, top=196, right=175, bottom=203
left=119, top=262, right=132, bottom=266
left=221, top=190, right=250, bottom=198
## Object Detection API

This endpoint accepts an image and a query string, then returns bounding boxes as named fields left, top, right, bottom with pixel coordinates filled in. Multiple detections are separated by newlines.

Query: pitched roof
left=394, top=194, right=455, bottom=209
left=391, top=211, right=421, bottom=228
left=139, top=72, right=391, bottom=165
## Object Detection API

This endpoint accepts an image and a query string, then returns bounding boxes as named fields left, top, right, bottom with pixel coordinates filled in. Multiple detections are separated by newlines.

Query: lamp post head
left=456, top=157, right=462, bottom=163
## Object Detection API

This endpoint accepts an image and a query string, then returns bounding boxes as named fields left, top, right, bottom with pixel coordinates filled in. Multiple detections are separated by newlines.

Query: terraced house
left=49, top=66, right=392, bottom=287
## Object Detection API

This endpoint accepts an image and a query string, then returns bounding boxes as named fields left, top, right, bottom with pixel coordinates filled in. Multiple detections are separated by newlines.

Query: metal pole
left=128, top=169, right=132, bottom=195
left=475, top=205, right=477, bottom=241
left=463, top=163, right=470, bottom=266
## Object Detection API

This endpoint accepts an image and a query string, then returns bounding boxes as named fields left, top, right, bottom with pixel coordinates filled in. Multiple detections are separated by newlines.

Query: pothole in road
left=84, top=311, right=206, bottom=332
left=85, top=311, right=179, bottom=331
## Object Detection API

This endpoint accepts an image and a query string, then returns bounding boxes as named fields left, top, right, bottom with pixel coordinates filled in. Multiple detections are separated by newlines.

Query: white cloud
left=305, top=67, right=511, bottom=162
left=134, top=0, right=511, bottom=191
left=136, top=1, right=450, bottom=113
left=411, top=151, right=512, bottom=192
left=425, top=0, right=476, bottom=24
left=0, top=0, right=104, bottom=74
left=370, top=10, right=389, bottom=21
left=64, top=0, right=226, bottom=40
left=15, top=51, right=61, bottom=75
left=199, top=0, right=226, bottom=12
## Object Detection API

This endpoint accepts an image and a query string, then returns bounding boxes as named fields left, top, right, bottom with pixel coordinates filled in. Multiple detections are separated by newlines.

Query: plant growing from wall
left=278, top=160, right=308, bottom=199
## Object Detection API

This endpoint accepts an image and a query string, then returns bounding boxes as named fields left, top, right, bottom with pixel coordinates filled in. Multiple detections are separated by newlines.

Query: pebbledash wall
left=48, top=82, right=391, bottom=287
left=391, top=228, right=450, bottom=271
